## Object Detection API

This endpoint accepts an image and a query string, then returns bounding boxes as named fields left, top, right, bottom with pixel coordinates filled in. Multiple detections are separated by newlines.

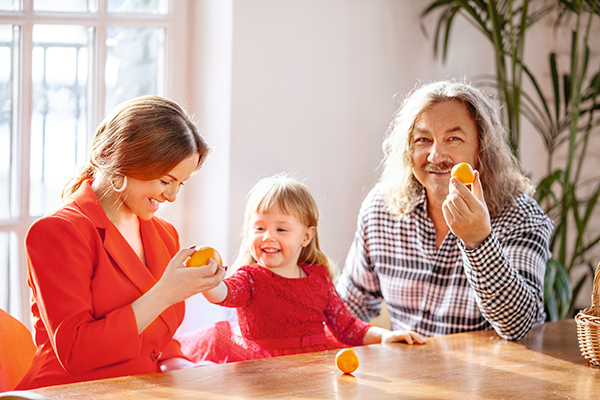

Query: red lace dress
left=179, top=263, right=371, bottom=363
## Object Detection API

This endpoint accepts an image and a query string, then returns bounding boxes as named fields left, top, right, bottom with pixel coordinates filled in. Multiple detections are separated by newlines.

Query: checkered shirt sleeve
left=336, top=184, right=553, bottom=340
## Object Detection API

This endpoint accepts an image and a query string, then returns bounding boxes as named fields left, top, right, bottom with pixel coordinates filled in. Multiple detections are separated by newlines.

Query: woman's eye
left=160, top=179, right=170, bottom=186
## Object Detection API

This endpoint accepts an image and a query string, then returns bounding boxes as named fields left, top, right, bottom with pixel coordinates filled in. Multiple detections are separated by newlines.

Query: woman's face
left=120, top=153, right=200, bottom=221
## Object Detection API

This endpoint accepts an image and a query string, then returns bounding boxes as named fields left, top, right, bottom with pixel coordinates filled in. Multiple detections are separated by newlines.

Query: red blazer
left=18, top=181, right=188, bottom=389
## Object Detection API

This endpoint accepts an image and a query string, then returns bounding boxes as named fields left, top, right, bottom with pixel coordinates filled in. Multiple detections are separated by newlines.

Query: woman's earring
left=110, top=175, right=128, bottom=192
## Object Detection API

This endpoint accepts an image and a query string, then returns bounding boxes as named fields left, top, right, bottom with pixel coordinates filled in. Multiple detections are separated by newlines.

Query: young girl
left=199, top=174, right=424, bottom=360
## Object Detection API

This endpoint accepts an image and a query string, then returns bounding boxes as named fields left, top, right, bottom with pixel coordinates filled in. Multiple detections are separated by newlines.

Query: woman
left=18, top=96, right=225, bottom=389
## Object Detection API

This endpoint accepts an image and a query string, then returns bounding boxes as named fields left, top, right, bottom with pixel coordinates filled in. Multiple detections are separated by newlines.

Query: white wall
left=174, top=0, right=555, bottom=333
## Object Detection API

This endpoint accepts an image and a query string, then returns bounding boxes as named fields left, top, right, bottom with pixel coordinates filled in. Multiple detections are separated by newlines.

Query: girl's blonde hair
left=233, top=174, right=336, bottom=279
left=62, top=95, right=210, bottom=200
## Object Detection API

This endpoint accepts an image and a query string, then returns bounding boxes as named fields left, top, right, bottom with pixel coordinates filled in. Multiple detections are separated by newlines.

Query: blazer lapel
left=140, top=219, right=180, bottom=332
left=73, top=181, right=180, bottom=333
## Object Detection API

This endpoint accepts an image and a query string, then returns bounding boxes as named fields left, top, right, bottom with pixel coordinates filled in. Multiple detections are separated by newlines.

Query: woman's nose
left=163, top=185, right=178, bottom=202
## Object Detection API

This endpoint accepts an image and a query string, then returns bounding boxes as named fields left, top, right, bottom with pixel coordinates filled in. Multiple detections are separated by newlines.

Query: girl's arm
left=362, top=326, right=426, bottom=345
left=202, top=280, right=228, bottom=303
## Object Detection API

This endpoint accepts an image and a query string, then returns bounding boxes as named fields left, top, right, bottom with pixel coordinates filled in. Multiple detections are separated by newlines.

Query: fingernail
left=189, top=245, right=196, bottom=249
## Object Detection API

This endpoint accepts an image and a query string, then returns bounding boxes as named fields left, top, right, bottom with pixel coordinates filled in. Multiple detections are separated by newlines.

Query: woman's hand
left=132, top=247, right=226, bottom=334
left=153, top=247, right=225, bottom=307
left=442, top=170, right=492, bottom=249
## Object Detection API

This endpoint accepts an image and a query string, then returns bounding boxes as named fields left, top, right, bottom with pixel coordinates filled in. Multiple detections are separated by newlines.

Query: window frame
left=0, top=0, right=190, bottom=325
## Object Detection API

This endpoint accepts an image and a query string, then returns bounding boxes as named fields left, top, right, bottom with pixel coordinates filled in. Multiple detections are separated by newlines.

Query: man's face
left=411, top=99, right=479, bottom=204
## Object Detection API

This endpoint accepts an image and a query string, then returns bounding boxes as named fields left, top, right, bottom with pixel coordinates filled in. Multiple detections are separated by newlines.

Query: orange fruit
left=186, top=246, right=223, bottom=267
left=335, top=348, right=359, bottom=374
left=451, top=162, right=475, bottom=185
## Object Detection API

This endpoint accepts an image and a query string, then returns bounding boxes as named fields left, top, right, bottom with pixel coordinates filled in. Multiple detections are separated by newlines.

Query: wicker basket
left=575, top=261, right=600, bottom=367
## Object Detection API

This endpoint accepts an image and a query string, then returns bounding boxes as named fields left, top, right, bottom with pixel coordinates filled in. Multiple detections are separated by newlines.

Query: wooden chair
left=0, top=309, right=36, bottom=392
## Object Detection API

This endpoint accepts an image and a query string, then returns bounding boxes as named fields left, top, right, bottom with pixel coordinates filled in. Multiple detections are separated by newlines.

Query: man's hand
left=442, top=170, right=491, bottom=249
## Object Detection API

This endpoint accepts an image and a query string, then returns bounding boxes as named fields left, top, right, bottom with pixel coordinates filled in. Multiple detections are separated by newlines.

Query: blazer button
left=151, top=348, right=162, bottom=361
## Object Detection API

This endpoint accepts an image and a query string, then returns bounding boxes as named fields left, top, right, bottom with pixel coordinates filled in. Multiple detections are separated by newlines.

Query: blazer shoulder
left=149, top=216, right=180, bottom=253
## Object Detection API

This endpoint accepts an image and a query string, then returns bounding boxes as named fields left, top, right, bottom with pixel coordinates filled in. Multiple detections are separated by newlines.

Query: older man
left=336, top=80, right=553, bottom=340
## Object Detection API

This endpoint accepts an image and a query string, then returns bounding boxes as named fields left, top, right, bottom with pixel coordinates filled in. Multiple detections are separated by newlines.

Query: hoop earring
left=110, top=175, right=128, bottom=193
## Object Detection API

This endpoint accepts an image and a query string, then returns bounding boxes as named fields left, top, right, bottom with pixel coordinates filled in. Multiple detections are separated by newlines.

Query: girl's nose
left=262, top=230, right=275, bottom=242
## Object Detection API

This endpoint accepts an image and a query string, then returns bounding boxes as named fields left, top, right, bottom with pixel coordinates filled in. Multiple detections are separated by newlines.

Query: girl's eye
left=160, top=179, right=170, bottom=186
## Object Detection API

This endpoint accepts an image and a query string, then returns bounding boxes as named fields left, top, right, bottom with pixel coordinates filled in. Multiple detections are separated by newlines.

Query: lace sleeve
left=323, top=275, right=370, bottom=346
left=219, top=268, right=255, bottom=308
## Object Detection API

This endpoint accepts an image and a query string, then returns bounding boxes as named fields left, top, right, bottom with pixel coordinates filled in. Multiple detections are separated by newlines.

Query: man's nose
left=427, top=141, right=448, bottom=164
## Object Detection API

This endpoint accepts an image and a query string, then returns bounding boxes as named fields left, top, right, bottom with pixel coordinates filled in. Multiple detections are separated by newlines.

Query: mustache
left=421, top=161, right=455, bottom=173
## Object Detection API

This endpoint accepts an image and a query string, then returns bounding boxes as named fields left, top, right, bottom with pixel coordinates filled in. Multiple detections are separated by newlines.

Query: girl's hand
left=363, top=326, right=426, bottom=345
left=442, top=170, right=492, bottom=249
left=381, top=330, right=426, bottom=345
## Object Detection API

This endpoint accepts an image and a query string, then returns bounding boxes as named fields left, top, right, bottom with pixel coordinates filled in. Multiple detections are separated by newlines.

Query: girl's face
left=119, top=153, right=199, bottom=221
left=248, top=204, right=315, bottom=277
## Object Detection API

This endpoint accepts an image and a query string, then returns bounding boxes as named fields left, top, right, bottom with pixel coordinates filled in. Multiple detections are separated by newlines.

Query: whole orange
left=335, top=348, right=359, bottom=374
left=451, top=162, right=475, bottom=185
left=186, top=246, right=223, bottom=267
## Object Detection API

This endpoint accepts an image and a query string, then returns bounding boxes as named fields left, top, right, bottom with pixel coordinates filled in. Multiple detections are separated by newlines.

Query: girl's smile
left=248, top=204, right=315, bottom=278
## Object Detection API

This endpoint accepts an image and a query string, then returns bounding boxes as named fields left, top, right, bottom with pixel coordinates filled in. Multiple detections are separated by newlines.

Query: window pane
left=30, top=25, right=93, bottom=217
left=0, top=232, right=20, bottom=317
left=105, top=27, right=165, bottom=113
left=33, top=0, right=96, bottom=13
left=108, top=0, right=168, bottom=14
left=0, top=0, right=20, bottom=11
left=0, top=25, right=18, bottom=220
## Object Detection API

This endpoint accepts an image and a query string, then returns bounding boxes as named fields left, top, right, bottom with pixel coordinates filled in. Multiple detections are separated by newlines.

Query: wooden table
left=32, top=319, right=599, bottom=399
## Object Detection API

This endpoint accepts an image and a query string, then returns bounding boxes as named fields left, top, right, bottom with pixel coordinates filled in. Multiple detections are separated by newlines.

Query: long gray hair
left=379, top=80, right=534, bottom=218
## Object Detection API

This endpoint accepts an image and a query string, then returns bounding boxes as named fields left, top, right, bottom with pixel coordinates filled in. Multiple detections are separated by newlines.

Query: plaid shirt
left=336, top=184, right=553, bottom=340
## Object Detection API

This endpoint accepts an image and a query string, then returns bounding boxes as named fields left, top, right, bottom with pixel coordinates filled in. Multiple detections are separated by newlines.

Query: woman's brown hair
left=62, top=95, right=209, bottom=200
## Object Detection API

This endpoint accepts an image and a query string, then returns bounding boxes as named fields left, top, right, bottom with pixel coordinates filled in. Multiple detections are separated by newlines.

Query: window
left=0, top=0, right=185, bottom=323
